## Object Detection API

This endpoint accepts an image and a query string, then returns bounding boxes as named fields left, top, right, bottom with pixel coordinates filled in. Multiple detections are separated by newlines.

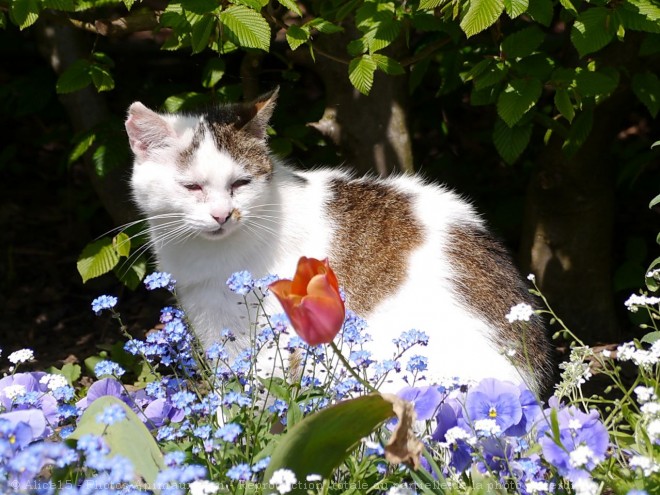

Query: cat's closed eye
left=231, top=178, right=252, bottom=190
left=183, top=183, right=203, bottom=192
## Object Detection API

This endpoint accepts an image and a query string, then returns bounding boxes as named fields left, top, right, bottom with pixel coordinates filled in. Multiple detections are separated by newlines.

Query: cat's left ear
left=242, top=87, right=279, bottom=140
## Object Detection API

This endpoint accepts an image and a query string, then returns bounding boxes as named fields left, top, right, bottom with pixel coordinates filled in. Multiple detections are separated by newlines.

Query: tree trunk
left=519, top=92, right=633, bottom=344
left=34, top=21, right=137, bottom=226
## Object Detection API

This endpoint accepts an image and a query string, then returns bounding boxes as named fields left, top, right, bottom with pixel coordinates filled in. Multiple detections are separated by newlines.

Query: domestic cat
left=125, top=88, right=551, bottom=394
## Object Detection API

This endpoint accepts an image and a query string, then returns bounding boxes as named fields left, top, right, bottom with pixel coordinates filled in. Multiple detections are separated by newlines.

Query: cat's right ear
left=125, top=102, right=176, bottom=161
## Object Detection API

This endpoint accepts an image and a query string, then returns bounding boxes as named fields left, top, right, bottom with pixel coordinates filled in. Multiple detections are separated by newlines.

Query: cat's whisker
left=99, top=214, right=187, bottom=239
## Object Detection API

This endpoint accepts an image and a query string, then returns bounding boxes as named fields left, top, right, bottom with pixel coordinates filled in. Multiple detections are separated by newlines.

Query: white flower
left=527, top=273, right=536, bottom=282
left=525, top=481, right=549, bottom=493
left=625, top=294, right=660, bottom=312
left=572, top=478, right=599, bottom=495
left=635, top=386, right=657, bottom=404
left=8, top=349, right=34, bottom=364
left=189, top=480, right=220, bottom=495
left=269, top=469, right=297, bottom=494
left=444, top=426, right=472, bottom=446
left=641, top=402, right=660, bottom=417
left=473, top=419, right=501, bottom=436
left=647, top=269, right=660, bottom=280
left=569, top=444, right=595, bottom=468
left=505, top=303, right=535, bottom=323
left=568, top=419, right=583, bottom=430
left=647, top=418, right=660, bottom=443
left=306, top=474, right=322, bottom=482
left=505, top=348, right=517, bottom=357
left=387, top=486, right=416, bottom=495
left=629, top=455, right=660, bottom=476
left=2, top=384, right=26, bottom=400
left=601, top=349, right=612, bottom=358
left=40, top=374, right=69, bottom=391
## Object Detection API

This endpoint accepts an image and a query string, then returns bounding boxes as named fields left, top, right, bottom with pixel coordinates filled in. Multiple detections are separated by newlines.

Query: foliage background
left=0, top=0, right=659, bottom=369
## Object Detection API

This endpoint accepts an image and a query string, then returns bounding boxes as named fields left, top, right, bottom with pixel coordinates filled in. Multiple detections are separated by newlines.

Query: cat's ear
left=125, top=102, right=177, bottom=161
left=241, top=87, right=279, bottom=140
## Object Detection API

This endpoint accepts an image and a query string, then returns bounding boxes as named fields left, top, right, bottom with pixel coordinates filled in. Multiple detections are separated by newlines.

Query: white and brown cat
left=125, top=88, right=551, bottom=393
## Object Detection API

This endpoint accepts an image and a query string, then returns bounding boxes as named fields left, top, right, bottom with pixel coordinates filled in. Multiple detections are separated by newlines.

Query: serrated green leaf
left=10, top=0, right=40, bottom=29
left=493, top=119, right=532, bottom=164
left=183, top=0, right=218, bottom=14
left=460, top=0, right=505, bottom=37
left=286, top=24, right=309, bottom=50
left=502, top=26, right=545, bottom=58
left=91, top=52, right=115, bottom=67
left=497, top=78, right=542, bottom=127
left=574, top=68, right=619, bottom=97
left=632, top=71, right=660, bottom=118
left=305, top=18, right=344, bottom=34
left=571, top=7, right=617, bottom=57
left=123, top=0, right=136, bottom=10
left=277, top=0, right=303, bottom=16
left=349, top=55, right=378, bottom=95
left=113, top=232, right=131, bottom=258
left=219, top=5, right=270, bottom=51
left=554, top=88, right=575, bottom=122
left=504, top=0, right=528, bottom=18
left=163, top=91, right=208, bottom=112
left=201, top=58, right=225, bottom=88
left=558, top=0, right=577, bottom=15
left=372, top=54, right=405, bottom=75
left=625, top=0, right=660, bottom=21
left=264, top=394, right=395, bottom=491
left=89, top=64, right=115, bottom=92
left=69, top=130, right=97, bottom=164
left=463, top=59, right=494, bottom=82
left=527, top=0, right=553, bottom=26
left=617, top=2, right=660, bottom=33
left=641, top=330, right=660, bottom=344
left=420, top=0, right=446, bottom=8
left=56, top=60, right=93, bottom=94
left=471, top=84, right=500, bottom=105
left=363, top=19, right=401, bottom=53
left=191, top=14, right=216, bottom=53
left=474, top=63, right=507, bottom=89
left=235, top=0, right=268, bottom=10
left=77, top=237, right=120, bottom=283
left=115, top=255, right=147, bottom=290
left=562, top=109, right=593, bottom=156
left=69, top=396, right=165, bottom=485
left=513, top=54, right=554, bottom=80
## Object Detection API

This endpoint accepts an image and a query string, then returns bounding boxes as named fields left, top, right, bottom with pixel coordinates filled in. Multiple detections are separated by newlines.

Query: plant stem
left=329, top=342, right=378, bottom=394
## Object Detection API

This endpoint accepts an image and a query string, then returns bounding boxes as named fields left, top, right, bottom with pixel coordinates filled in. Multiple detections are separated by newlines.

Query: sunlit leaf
left=77, top=237, right=120, bottom=283
left=460, top=0, right=505, bottom=37
left=348, top=55, right=378, bottom=95
left=219, top=5, right=270, bottom=51
left=497, top=78, right=542, bottom=127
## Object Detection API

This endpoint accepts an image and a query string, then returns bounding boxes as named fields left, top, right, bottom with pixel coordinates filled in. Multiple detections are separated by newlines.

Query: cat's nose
left=211, top=210, right=233, bottom=225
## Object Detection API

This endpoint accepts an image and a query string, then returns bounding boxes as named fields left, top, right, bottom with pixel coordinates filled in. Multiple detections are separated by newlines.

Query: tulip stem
left=329, top=341, right=379, bottom=394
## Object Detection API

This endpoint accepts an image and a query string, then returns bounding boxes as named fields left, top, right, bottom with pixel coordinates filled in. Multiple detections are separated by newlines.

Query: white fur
left=129, top=113, right=529, bottom=393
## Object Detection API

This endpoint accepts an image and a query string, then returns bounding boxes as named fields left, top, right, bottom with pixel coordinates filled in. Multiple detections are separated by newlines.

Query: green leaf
left=513, top=54, right=554, bottom=80
left=571, top=7, right=617, bottom=57
left=162, top=91, right=210, bottom=112
left=504, top=0, right=529, bottom=19
left=473, top=62, right=507, bottom=89
left=264, top=394, right=395, bottom=490
left=89, top=64, right=115, bottom=92
left=201, top=58, right=225, bottom=88
left=286, top=24, right=310, bottom=51
left=632, top=71, right=660, bottom=118
left=372, top=54, right=405, bottom=75
left=625, top=0, right=660, bottom=21
left=191, top=14, right=216, bottom=53
left=348, top=55, right=378, bottom=95
left=646, top=256, right=660, bottom=291
left=557, top=0, right=578, bottom=15
left=277, top=0, right=303, bottom=16
left=113, top=232, right=131, bottom=258
left=43, top=0, right=76, bottom=10
left=69, top=130, right=97, bottom=164
left=501, top=26, right=545, bottom=58
left=460, top=0, right=505, bottom=37
left=183, top=0, right=218, bottom=14
left=574, top=68, right=619, bottom=97
left=304, top=18, right=343, bottom=34
left=68, top=396, right=165, bottom=485
left=650, top=194, right=660, bottom=208
left=641, top=331, right=660, bottom=344
left=527, top=0, right=553, bottom=26
left=493, top=119, right=532, bottom=164
left=115, top=255, right=147, bottom=290
left=497, top=78, right=542, bottom=127
left=10, top=0, right=40, bottom=29
left=420, top=0, right=446, bottom=8
left=219, top=5, right=271, bottom=51
left=362, top=19, right=401, bottom=53
left=56, top=60, right=93, bottom=94
left=77, top=237, right=120, bottom=283
left=562, top=108, right=593, bottom=156
left=554, top=88, right=575, bottom=122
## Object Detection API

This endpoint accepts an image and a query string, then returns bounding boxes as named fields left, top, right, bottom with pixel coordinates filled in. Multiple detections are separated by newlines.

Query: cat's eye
left=231, top=178, right=252, bottom=190
left=183, top=183, right=203, bottom=192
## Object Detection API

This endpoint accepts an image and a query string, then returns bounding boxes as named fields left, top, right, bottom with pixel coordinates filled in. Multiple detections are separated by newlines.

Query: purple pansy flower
left=398, top=385, right=443, bottom=421
left=465, top=378, right=522, bottom=432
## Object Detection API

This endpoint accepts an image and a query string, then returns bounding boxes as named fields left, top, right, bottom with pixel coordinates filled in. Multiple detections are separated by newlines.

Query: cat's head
left=125, top=89, right=278, bottom=241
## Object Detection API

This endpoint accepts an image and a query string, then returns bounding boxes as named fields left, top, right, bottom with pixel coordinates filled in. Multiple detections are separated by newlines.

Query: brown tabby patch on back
left=446, top=225, right=551, bottom=389
left=326, top=178, right=424, bottom=316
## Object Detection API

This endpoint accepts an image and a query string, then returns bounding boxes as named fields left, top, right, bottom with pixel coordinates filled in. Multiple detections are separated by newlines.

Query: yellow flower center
left=488, top=406, right=497, bottom=418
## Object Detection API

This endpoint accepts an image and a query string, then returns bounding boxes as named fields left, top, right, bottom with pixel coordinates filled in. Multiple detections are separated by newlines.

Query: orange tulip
left=269, top=257, right=345, bottom=346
